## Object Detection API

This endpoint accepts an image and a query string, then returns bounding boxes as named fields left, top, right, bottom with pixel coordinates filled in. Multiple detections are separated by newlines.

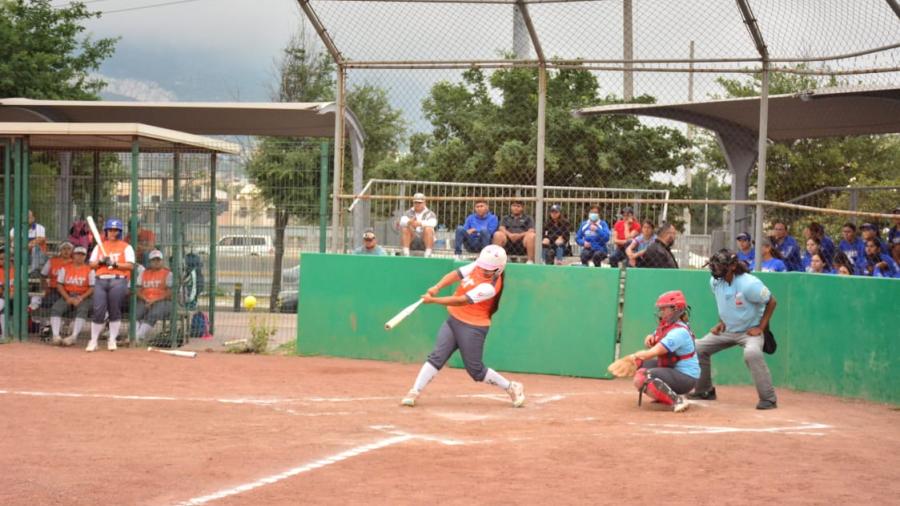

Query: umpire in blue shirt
left=688, top=250, right=779, bottom=409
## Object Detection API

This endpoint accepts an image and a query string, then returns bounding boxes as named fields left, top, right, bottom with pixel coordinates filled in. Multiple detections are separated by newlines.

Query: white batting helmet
left=476, top=245, right=507, bottom=272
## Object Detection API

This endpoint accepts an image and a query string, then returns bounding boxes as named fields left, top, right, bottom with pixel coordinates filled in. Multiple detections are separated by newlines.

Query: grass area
left=271, top=340, right=297, bottom=356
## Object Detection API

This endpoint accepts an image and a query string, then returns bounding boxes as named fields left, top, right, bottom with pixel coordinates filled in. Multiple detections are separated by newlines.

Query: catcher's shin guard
left=637, top=374, right=678, bottom=407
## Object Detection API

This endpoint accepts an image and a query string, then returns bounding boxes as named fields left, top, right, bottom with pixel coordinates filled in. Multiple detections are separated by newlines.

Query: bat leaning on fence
left=384, top=299, right=424, bottom=330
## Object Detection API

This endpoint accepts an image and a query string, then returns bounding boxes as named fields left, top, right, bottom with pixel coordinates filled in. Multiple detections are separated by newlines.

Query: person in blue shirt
left=861, top=239, right=900, bottom=278
left=889, top=207, right=900, bottom=247
left=860, top=223, right=888, bottom=253
left=832, top=251, right=856, bottom=276
left=688, top=250, right=779, bottom=410
left=454, top=199, right=498, bottom=259
left=807, top=253, right=834, bottom=274
left=751, top=237, right=787, bottom=272
left=804, top=222, right=835, bottom=264
left=627, top=290, right=699, bottom=413
left=839, top=223, right=866, bottom=274
left=770, top=221, right=802, bottom=272
left=353, top=228, right=387, bottom=256
left=802, top=237, right=832, bottom=272
left=735, top=232, right=754, bottom=267
left=575, top=205, right=610, bottom=267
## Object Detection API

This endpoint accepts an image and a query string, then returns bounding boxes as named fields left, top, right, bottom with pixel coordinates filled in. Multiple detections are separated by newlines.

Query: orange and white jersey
left=0, top=266, right=14, bottom=291
left=41, top=256, right=72, bottom=289
left=90, top=239, right=136, bottom=279
left=57, top=264, right=96, bottom=295
left=447, top=262, right=503, bottom=327
left=138, top=267, right=173, bottom=304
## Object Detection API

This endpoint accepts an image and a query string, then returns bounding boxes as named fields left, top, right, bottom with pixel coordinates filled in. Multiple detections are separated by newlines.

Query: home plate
left=430, top=411, right=494, bottom=422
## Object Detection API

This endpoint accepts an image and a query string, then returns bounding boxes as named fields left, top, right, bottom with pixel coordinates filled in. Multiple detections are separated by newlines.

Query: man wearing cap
left=493, top=199, right=536, bottom=264
left=400, top=193, right=438, bottom=258
left=134, top=250, right=174, bottom=342
left=735, top=232, right=754, bottom=267
left=770, top=221, right=803, bottom=272
left=608, top=207, right=641, bottom=268
left=542, top=204, right=571, bottom=265
left=50, top=246, right=95, bottom=346
left=36, top=242, right=74, bottom=335
left=354, top=228, right=387, bottom=256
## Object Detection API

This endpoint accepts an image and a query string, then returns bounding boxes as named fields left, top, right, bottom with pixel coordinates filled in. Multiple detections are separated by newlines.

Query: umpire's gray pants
left=694, top=331, right=777, bottom=403
left=427, top=316, right=490, bottom=382
left=134, top=300, right=172, bottom=326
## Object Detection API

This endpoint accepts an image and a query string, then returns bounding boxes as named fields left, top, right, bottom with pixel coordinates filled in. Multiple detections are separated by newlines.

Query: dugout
left=0, top=122, right=239, bottom=345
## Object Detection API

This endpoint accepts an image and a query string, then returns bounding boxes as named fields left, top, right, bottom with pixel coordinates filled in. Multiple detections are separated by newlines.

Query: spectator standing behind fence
left=735, top=232, right=754, bottom=267
left=839, top=223, right=866, bottom=274
left=50, top=246, right=94, bottom=346
left=10, top=210, right=48, bottom=274
left=608, top=207, right=641, bottom=268
left=400, top=193, right=437, bottom=258
left=638, top=222, right=678, bottom=269
left=770, top=221, right=803, bottom=272
left=542, top=204, right=571, bottom=265
left=804, top=222, right=835, bottom=264
left=575, top=205, right=610, bottom=267
left=625, top=219, right=656, bottom=267
left=751, top=237, right=787, bottom=272
left=861, top=238, right=899, bottom=278
left=354, top=228, right=387, bottom=256
left=689, top=250, right=779, bottom=410
left=455, top=200, right=498, bottom=260
left=493, top=199, right=536, bottom=264
left=134, top=250, right=174, bottom=343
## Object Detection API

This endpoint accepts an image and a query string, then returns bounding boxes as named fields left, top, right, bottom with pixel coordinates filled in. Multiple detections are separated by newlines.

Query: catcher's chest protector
left=652, top=321, right=697, bottom=368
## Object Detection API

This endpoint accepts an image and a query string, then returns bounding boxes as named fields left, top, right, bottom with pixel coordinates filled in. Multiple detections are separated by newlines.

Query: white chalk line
left=177, top=425, right=469, bottom=505
left=634, top=421, right=833, bottom=435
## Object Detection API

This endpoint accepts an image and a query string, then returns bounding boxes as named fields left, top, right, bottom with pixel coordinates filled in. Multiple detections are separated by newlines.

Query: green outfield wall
left=298, top=254, right=899, bottom=404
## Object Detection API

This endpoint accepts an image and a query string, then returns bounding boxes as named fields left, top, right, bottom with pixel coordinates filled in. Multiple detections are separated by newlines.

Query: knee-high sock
left=51, top=316, right=62, bottom=337
left=413, top=362, right=440, bottom=392
left=89, top=322, right=103, bottom=345
left=483, top=368, right=511, bottom=390
left=137, top=322, right=153, bottom=339
left=71, top=318, right=86, bottom=338
left=109, top=321, right=121, bottom=340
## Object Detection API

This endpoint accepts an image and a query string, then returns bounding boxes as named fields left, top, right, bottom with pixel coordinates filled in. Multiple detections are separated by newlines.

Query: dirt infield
left=1, top=342, right=897, bottom=505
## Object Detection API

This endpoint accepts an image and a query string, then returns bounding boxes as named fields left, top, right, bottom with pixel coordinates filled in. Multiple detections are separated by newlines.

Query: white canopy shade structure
left=574, top=84, right=900, bottom=240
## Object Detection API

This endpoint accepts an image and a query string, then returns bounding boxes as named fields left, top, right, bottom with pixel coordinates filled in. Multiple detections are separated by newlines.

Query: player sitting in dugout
left=49, top=246, right=95, bottom=346
left=134, top=249, right=174, bottom=343
left=627, top=290, right=699, bottom=413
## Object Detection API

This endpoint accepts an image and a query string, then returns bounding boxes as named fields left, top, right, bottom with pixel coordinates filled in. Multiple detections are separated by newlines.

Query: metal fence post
left=534, top=65, right=547, bottom=264
left=129, top=139, right=139, bottom=343
left=330, top=66, right=346, bottom=253
left=170, top=150, right=182, bottom=348
left=319, top=141, right=330, bottom=253
left=2, top=139, right=10, bottom=340
left=209, top=153, right=217, bottom=335
left=753, top=63, right=769, bottom=272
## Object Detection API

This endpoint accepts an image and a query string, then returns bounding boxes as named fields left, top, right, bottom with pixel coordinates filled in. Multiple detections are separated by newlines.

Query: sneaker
left=756, top=399, right=777, bottom=410
left=673, top=395, right=690, bottom=413
left=525, top=260, right=534, bottom=265
left=85, top=340, right=98, bottom=352
left=107, top=337, right=117, bottom=351
left=62, top=336, right=76, bottom=346
left=687, top=387, right=717, bottom=401
left=51, top=335, right=62, bottom=345
left=507, top=381, right=525, bottom=408
left=454, top=254, right=462, bottom=261
left=401, top=389, right=420, bottom=407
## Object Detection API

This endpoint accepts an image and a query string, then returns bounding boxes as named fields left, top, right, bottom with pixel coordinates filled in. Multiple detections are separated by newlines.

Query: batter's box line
left=632, top=421, right=833, bottom=435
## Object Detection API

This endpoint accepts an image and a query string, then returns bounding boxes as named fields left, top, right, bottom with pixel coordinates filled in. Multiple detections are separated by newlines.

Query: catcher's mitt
left=607, top=354, right=638, bottom=378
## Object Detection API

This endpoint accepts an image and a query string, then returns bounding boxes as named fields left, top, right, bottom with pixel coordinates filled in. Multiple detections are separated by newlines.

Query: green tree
left=0, top=0, right=117, bottom=99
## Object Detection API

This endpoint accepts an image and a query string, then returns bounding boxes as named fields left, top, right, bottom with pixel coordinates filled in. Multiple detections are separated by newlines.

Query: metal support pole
left=2, top=139, right=11, bottom=339
left=319, top=141, right=330, bottom=253
left=13, top=139, right=27, bottom=340
left=208, top=153, right=217, bottom=335
left=21, top=139, right=29, bottom=339
left=170, top=151, right=182, bottom=348
left=534, top=65, right=548, bottom=264
left=623, top=0, right=634, bottom=101
left=129, top=139, right=139, bottom=343
left=330, top=66, right=346, bottom=253
left=752, top=64, right=770, bottom=272
left=10, top=139, right=20, bottom=338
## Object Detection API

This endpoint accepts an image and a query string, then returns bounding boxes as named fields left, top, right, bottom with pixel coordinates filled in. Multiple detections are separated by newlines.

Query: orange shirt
left=59, top=264, right=95, bottom=296
left=447, top=263, right=503, bottom=327
left=139, top=268, right=172, bottom=304
left=44, top=256, right=72, bottom=289
left=0, top=266, right=14, bottom=291
left=91, top=239, right=136, bottom=279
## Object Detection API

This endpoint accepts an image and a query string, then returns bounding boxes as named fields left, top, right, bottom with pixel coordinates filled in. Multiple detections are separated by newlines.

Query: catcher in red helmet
left=627, top=290, right=700, bottom=412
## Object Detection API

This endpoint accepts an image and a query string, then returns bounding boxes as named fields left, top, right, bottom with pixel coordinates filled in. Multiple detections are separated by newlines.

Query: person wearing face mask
left=575, top=205, right=610, bottom=267
left=688, top=250, right=779, bottom=410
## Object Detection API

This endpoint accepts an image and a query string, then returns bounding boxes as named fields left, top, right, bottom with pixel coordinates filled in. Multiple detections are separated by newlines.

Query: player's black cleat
left=756, top=399, right=777, bottom=410
left=687, top=387, right=717, bottom=400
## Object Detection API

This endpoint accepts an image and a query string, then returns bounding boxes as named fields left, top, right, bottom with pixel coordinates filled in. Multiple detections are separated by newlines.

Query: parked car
left=277, top=264, right=300, bottom=314
left=197, top=235, right=274, bottom=256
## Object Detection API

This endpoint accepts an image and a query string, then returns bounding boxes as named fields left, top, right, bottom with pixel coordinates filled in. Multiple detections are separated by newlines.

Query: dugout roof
left=574, top=85, right=900, bottom=141
left=0, top=122, right=241, bottom=154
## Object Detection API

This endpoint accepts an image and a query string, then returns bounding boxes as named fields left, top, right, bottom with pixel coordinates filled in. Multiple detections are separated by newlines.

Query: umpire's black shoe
left=687, top=387, right=717, bottom=401
left=756, top=399, right=778, bottom=410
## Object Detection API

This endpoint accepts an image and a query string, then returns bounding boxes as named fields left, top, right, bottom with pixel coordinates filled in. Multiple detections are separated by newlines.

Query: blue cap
left=104, top=218, right=123, bottom=231
left=736, top=232, right=751, bottom=241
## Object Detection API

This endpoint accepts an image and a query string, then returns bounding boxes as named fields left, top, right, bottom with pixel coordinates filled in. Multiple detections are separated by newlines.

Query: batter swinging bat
left=86, top=216, right=108, bottom=258
left=148, top=347, right=197, bottom=358
left=384, top=299, right=424, bottom=330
